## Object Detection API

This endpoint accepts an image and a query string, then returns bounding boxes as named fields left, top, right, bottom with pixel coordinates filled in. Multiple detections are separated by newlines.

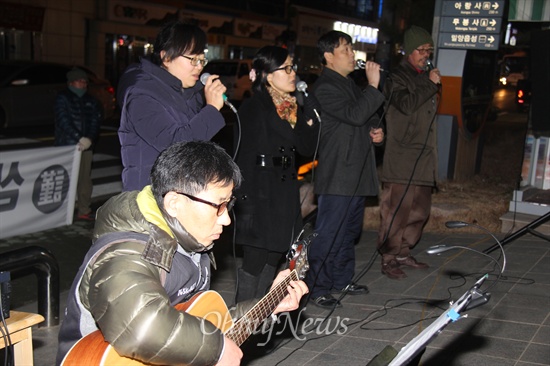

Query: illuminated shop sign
left=334, top=21, right=378, bottom=44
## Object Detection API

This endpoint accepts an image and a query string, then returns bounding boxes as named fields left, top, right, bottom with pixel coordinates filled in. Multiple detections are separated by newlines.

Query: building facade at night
left=0, top=0, right=382, bottom=87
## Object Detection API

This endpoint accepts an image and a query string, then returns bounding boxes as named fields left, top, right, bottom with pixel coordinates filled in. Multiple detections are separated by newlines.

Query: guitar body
left=175, top=290, right=234, bottom=333
left=61, top=291, right=233, bottom=366
left=62, top=232, right=315, bottom=365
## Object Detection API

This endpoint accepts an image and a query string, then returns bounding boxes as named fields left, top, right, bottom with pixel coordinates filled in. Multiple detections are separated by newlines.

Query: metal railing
left=0, top=246, right=59, bottom=327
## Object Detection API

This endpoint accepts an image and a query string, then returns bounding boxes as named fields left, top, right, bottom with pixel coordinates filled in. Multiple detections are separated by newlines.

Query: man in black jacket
left=54, top=67, right=102, bottom=220
left=307, top=31, right=385, bottom=309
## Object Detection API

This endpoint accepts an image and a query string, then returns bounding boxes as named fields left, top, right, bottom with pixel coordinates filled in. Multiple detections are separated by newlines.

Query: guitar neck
left=226, top=269, right=298, bottom=346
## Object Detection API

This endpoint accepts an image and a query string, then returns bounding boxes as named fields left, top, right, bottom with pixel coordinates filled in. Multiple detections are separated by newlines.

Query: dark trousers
left=241, top=246, right=283, bottom=275
left=76, top=150, right=93, bottom=216
left=377, top=183, right=431, bottom=262
left=307, top=194, right=365, bottom=298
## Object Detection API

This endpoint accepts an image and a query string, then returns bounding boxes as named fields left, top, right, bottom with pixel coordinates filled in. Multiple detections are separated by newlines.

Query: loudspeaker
left=0, top=271, right=10, bottom=319
left=530, top=29, right=550, bottom=135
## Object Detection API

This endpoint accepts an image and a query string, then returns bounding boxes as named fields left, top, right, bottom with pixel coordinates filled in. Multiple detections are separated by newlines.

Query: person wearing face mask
left=377, top=25, right=441, bottom=280
left=54, top=67, right=103, bottom=221
left=233, top=46, right=320, bottom=302
left=117, top=21, right=228, bottom=191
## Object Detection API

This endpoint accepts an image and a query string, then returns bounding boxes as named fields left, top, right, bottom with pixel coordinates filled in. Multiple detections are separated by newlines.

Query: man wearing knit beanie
left=54, top=67, right=102, bottom=221
left=376, top=25, right=441, bottom=280
left=403, top=25, right=434, bottom=55
left=66, top=67, right=89, bottom=83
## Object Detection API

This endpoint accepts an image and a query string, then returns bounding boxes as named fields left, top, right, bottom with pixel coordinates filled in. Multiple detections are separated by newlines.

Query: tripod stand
left=484, top=211, right=550, bottom=254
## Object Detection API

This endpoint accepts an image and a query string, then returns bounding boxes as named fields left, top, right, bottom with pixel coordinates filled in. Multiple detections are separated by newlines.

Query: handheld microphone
left=426, top=244, right=503, bottom=274
left=426, top=59, right=435, bottom=71
left=426, top=245, right=451, bottom=255
left=428, top=220, right=507, bottom=294
left=356, top=59, right=385, bottom=72
left=296, top=80, right=308, bottom=97
left=296, top=81, right=321, bottom=122
left=444, top=220, right=506, bottom=273
left=200, top=73, right=237, bottom=113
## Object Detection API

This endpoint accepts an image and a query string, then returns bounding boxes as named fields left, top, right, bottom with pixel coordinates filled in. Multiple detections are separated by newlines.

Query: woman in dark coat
left=234, top=46, right=320, bottom=302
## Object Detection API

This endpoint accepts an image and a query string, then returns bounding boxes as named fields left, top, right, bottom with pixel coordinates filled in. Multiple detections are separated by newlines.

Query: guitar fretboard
left=226, top=269, right=298, bottom=345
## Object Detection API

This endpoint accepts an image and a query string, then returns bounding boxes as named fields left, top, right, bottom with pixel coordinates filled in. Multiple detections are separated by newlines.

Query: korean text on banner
left=0, top=145, right=81, bottom=239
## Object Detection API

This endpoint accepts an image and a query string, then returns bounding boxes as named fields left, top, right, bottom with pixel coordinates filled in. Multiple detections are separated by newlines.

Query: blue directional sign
left=438, top=1, right=504, bottom=50
left=438, top=33, right=500, bottom=50
left=442, top=1, right=505, bottom=17
left=440, top=16, right=501, bottom=33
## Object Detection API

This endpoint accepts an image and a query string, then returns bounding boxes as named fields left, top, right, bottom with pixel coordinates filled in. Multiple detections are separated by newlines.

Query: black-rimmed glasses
left=273, top=64, right=297, bottom=74
left=181, top=55, right=209, bottom=67
left=176, top=192, right=236, bottom=216
left=415, top=47, right=434, bottom=55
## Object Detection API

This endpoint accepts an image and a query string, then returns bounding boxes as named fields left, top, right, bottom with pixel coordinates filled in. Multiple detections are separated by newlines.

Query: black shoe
left=311, top=294, right=342, bottom=309
left=332, top=282, right=369, bottom=296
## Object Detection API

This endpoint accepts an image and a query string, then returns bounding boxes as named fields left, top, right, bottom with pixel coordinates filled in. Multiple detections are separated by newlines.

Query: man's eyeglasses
left=415, top=48, right=434, bottom=55
left=273, top=64, right=298, bottom=74
left=176, top=192, right=236, bottom=216
left=181, top=55, right=209, bottom=67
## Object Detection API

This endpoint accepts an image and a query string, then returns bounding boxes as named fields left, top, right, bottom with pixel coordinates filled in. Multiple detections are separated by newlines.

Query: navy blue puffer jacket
left=117, top=58, right=226, bottom=191
left=54, top=89, right=102, bottom=146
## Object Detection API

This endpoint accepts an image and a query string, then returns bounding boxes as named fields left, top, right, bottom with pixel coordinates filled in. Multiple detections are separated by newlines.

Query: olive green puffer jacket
left=57, top=186, right=254, bottom=365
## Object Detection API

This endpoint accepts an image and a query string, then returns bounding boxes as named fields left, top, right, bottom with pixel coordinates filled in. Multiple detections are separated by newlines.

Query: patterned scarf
left=267, top=86, right=297, bottom=128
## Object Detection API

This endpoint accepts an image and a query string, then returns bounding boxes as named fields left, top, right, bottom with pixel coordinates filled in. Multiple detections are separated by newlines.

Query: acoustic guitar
left=61, top=233, right=314, bottom=365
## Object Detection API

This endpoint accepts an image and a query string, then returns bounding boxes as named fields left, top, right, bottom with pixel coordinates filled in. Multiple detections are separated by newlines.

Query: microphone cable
left=0, top=284, right=14, bottom=366
left=231, top=110, right=242, bottom=161
left=329, top=67, right=442, bottom=325
left=273, top=219, right=531, bottom=366
left=299, top=71, right=391, bottom=317
left=230, top=79, right=322, bottom=303
left=376, top=69, right=442, bottom=261
left=331, top=77, right=395, bottom=299
left=435, top=221, right=507, bottom=292
left=292, top=80, right=323, bottom=244
left=199, top=71, right=242, bottom=160
left=292, top=66, right=387, bottom=281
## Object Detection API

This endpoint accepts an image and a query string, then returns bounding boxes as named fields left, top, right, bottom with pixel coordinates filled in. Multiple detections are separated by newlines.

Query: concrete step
left=500, top=211, right=550, bottom=235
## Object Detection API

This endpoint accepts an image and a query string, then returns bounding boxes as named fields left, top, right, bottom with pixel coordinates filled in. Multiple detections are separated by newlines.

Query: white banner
left=0, top=145, right=80, bottom=239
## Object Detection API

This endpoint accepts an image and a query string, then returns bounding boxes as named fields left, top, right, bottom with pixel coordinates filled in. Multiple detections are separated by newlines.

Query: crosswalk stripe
left=92, top=153, right=118, bottom=162
left=93, top=181, right=123, bottom=199
left=91, top=165, right=122, bottom=180
left=91, top=154, right=122, bottom=199
left=0, top=138, right=38, bottom=146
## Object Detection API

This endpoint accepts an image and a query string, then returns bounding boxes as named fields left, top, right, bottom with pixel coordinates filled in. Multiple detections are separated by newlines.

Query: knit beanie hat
left=66, top=67, right=88, bottom=82
left=404, top=26, right=434, bottom=55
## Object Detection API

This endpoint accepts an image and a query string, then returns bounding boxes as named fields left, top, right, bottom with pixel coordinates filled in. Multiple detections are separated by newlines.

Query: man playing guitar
left=56, top=141, right=308, bottom=365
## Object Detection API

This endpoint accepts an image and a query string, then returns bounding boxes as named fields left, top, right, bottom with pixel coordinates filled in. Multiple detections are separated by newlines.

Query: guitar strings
left=228, top=270, right=298, bottom=345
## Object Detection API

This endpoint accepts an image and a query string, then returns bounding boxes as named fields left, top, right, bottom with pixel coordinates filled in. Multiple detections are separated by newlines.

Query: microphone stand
left=367, top=274, right=493, bottom=366
left=385, top=274, right=490, bottom=366
left=368, top=221, right=503, bottom=366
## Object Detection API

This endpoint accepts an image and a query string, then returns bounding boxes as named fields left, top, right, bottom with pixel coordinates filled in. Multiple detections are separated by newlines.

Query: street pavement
left=0, top=197, right=548, bottom=365
left=1, top=107, right=548, bottom=365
